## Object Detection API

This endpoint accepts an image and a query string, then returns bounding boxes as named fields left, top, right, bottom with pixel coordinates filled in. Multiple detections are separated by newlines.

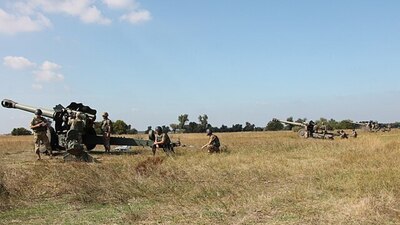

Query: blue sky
left=0, top=0, right=399, bottom=133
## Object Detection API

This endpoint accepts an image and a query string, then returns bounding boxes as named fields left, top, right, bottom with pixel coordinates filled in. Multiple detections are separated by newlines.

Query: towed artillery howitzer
left=355, top=121, right=391, bottom=132
left=2, top=99, right=154, bottom=160
left=278, top=119, right=335, bottom=140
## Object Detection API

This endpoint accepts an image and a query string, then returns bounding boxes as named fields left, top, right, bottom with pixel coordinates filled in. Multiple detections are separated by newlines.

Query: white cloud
left=120, top=10, right=151, bottom=24
left=3, top=56, right=65, bottom=91
left=103, top=0, right=136, bottom=9
left=0, top=0, right=151, bottom=34
left=30, top=0, right=112, bottom=25
left=34, top=0, right=91, bottom=15
left=38, top=0, right=112, bottom=25
left=80, top=5, right=111, bottom=25
left=34, top=61, right=64, bottom=82
left=0, top=8, right=51, bottom=34
left=3, top=56, right=36, bottom=70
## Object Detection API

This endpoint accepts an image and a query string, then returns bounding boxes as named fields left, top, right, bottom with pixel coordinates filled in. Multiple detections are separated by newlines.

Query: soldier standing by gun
left=306, top=121, right=315, bottom=138
left=101, top=112, right=112, bottom=153
left=201, top=129, right=220, bottom=153
left=69, top=112, right=85, bottom=144
left=30, top=109, right=52, bottom=160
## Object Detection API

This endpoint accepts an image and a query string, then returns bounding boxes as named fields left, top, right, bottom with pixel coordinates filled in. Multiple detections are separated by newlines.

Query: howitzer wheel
left=83, top=127, right=97, bottom=150
left=298, top=129, right=307, bottom=138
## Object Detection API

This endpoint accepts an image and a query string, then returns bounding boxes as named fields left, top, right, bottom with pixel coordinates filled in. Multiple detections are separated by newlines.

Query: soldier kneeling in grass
left=152, top=126, right=173, bottom=156
left=201, top=129, right=220, bottom=153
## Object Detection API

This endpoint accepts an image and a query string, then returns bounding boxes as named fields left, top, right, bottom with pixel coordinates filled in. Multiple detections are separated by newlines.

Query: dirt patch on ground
left=135, top=157, right=164, bottom=176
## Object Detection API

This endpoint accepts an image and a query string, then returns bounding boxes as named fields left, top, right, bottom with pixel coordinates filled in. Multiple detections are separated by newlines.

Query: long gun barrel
left=2, top=98, right=154, bottom=152
left=2, top=99, right=54, bottom=118
left=278, top=119, right=307, bottom=127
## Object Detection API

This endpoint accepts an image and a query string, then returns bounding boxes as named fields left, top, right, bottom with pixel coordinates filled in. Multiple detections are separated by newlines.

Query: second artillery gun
left=355, top=121, right=391, bottom=132
left=2, top=99, right=154, bottom=161
left=278, top=119, right=335, bottom=140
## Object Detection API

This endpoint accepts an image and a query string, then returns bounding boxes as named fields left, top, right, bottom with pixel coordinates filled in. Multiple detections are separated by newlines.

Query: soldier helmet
left=309, top=120, right=314, bottom=125
left=35, top=109, right=42, bottom=115
left=155, top=126, right=162, bottom=132
left=102, top=112, right=109, bottom=117
left=206, top=129, right=212, bottom=135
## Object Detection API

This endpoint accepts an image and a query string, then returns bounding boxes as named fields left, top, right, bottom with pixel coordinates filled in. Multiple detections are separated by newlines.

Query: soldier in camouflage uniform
left=351, top=129, right=358, bottom=138
left=101, top=112, right=112, bottom=153
left=201, top=129, right=220, bottom=153
left=320, top=122, right=327, bottom=134
left=152, top=126, right=172, bottom=156
left=69, top=112, right=85, bottom=144
left=30, top=109, right=52, bottom=160
left=306, top=121, right=315, bottom=138
left=339, top=130, right=348, bottom=139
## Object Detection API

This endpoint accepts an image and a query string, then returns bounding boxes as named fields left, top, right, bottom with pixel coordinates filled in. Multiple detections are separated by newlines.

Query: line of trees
left=167, top=114, right=264, bottom=133
left=10, top=115, right=400, bottom=136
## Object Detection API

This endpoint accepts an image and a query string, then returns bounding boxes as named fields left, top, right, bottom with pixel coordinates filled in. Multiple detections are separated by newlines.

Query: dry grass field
left=1, top=130, right=400, bottom=224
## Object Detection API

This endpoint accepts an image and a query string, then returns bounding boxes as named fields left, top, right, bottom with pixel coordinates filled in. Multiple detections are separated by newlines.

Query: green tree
left=127, top=128, right=138, bottom=134
left=219, top=125, right=229, bottom=132
left=113, top=120, right=128, bottom=134
left=178, top=114, right=189, bottom=129
left=391, top=122, right=400, bottom=128
left=198, top=114, right=208, bottom=132
left=94, top=121, right=102, bottom=134
left=243, top=122, right=255, bottom=132
left=328, top=119, right=338, bottom=130
left=295, top=118, right=307, bottom=124
left=337, top=120, right=356, bottom=130
left=185, top=122, right=200, bottom=133
left=231, top=124, right=243, bottom=132
left=11, top=127, right=32, bottom=136
left=170, top=123, right=178, bottom=133
left=254, top=127, right=264, bottom=131
left=265, top=119, right=284, bottom=131
left=126, top=124, right=138, bottom=134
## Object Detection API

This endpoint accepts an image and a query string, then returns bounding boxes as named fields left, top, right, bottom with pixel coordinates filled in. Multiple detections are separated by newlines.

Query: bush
left=265, top=119, right=284, bottom=131
left=11, top=127, right=32, bottom=136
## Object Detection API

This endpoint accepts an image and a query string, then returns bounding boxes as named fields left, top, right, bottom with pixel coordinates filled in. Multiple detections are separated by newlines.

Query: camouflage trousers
left=103, top=133, right=111, bottom=151
left=34, top=131, right=51, bottom=153
left=206, top=145, right=220, bottom=153
left=152, top=144, right=174, bottom=156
